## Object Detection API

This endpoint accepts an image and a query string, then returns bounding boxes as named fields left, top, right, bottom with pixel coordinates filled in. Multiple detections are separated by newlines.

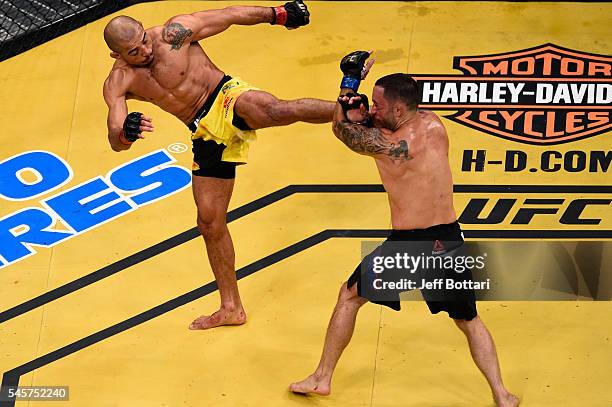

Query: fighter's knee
left=338, top=282, right=363, bottom=307
left=454, top=318, right=468, bottom=332
left=454, top=315, right=480, bottom=332
left=196, top=211, right=227, bottom=238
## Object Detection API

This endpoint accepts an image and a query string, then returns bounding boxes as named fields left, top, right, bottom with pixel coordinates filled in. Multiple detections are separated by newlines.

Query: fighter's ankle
left=313, top=371, right=331, bottom=382
left=493, top=390, right=510, bottom=402
left=220, top=303, right=243, bottom=312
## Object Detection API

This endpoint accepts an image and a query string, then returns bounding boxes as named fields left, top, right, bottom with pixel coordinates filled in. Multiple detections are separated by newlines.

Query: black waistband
left=187, top=75, right=232, bottom=133
left=388, top=221, right=461, bottom=241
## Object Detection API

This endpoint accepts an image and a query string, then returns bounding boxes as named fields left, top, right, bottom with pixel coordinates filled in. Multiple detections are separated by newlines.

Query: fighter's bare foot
left=496, top=393, right=520, bottom=407
left=289, top=374, right=331, bottom=396
left=188, top=308, right=246, bottom=330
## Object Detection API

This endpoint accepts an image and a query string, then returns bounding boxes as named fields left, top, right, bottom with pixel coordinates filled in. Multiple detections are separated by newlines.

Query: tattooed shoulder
left=334, top=121, right=412, bottom=161
left=162, top=22, right=193, bottom=50
left=388, top=140, right=410, bottom=160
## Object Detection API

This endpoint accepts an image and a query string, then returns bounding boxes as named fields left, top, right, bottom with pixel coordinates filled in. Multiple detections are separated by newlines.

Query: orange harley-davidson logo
left=412, top=44, right=611, bottom=145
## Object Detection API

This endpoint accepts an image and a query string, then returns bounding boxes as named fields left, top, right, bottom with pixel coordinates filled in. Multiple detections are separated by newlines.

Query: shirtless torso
left=334, top=84, right=456, bottom=230
left=103, top=6, right=331, bottom=155
left=102, top=10, right=256, bottom=151
left=104, top=26, right=224, bottom=125
left=373, top=110, right=456, bottom=230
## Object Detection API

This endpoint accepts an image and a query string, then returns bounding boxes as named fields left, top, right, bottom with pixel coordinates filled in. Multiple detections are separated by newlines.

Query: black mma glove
left=271, top=0, right=309, bottom=29
left=122, top=112, right=143, bottom=143
left=338, top=92, right=369, bottom=117
left=340, top=51, right=370, bottom=91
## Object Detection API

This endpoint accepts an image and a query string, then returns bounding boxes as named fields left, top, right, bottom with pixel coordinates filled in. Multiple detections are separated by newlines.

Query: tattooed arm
left=162, top=7, right=274, bottom=48
left=332, top=90, right=411, bottom=160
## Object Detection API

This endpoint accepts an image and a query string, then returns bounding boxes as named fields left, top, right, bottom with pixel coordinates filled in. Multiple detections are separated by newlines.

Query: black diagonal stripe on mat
left=2, top=227, right=612, bottom=407
left=0, top=185, right=384, bottom=323
left=0, top=229, right=389, bottom=407
left=2, top=183, right=609, bottom=324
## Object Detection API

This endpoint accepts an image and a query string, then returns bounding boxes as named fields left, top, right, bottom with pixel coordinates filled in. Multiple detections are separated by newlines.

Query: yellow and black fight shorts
left=187, top=75, right=258, bottom=179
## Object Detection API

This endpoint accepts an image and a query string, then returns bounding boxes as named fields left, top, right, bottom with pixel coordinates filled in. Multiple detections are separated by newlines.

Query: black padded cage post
left=0, top=0, right=156, bottom=62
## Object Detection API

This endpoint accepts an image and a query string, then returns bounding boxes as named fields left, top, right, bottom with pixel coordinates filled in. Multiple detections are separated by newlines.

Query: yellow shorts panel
left=191, top=77, right=258, bottom=164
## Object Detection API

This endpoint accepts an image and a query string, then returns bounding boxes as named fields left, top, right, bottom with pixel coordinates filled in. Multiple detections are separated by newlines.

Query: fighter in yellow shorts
left=102, top=1, right=334, bottom=329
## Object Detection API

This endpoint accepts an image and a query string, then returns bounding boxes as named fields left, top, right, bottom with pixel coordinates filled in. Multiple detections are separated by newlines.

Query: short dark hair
left=374, top=73, right=420, bottom=110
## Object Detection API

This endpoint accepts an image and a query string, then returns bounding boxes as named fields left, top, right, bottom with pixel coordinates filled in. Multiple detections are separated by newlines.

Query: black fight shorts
left=347, top=221, right=478, bottom=321
left=191, top=138, right=237, bottom=179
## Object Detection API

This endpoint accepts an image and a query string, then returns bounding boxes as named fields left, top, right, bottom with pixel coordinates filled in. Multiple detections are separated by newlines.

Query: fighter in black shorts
left=290, top=52, right=519, bottom=407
